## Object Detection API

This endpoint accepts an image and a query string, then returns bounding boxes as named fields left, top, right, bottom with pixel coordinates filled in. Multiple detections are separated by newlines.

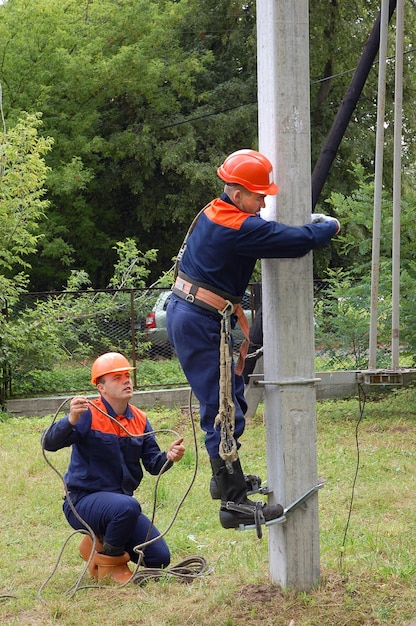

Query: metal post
left=130, top=290, right=137, bottom=388
left=391, top=0, right=404, bottom=368
left=257, top=0, right=320, bottom=590
left=369, top=0, right=389, bottom=369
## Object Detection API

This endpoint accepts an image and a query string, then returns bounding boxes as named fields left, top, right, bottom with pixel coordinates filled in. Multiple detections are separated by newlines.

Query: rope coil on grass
left=132, top=555, right=213, bottom=586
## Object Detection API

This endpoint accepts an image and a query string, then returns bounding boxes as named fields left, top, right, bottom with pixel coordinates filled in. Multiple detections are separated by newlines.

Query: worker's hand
left=310, top=213, right=340, bottom=234
left=166, top=437, right=185, bottom=463
left=68, top=395, right=89, bottom=425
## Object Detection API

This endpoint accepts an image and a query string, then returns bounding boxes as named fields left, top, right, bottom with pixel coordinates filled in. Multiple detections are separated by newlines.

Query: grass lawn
left=0, top=387, right=415, bottom=625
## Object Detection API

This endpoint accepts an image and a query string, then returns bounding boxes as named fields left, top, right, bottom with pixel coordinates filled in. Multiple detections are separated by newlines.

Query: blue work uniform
left=166, top=193, right=338, bottom=459
left=42, top=396, right=172, bottom=567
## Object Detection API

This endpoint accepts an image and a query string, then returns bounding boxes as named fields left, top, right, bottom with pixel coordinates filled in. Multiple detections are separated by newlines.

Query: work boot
left=209, top=472, right=262, bottom=499
left=79, top=534, right=104, bottom=578
left=94, top=552, right=132, bottom=584
left=210, top=458, right=283, bottom=531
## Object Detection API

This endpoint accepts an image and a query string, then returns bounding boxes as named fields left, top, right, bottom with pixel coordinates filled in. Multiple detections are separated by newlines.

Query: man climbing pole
left=166, top=148, right=340, bottom=532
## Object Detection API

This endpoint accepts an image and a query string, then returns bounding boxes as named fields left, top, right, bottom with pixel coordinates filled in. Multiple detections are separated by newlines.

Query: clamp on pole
left=255, top=377, right=322, bottom=386
left=237, top=479, right=326, bottom=532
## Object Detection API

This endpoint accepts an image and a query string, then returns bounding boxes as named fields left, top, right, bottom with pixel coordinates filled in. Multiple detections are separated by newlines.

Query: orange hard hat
left=91, top=352, right=135, bottom=385
left=217, top=149, right=280, bottom=195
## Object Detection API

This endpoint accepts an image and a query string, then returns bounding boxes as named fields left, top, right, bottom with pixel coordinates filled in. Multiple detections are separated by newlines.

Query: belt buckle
left=219, top=300, right=234, bottom=316
left=185, top=293, right=195, bottom=303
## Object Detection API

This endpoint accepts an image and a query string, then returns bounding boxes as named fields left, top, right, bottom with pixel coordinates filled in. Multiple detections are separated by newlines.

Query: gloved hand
left=310, top=213, right=340, bottom=234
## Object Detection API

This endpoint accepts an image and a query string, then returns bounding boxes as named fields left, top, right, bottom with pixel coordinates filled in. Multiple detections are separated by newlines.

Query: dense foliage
left=1, top=1, right=416, bottom=401
left=0, top=0, right=414, bottom=289
left=0, top=112, right=52, bottom=303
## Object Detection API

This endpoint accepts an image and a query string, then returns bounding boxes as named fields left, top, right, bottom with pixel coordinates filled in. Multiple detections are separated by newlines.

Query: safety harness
left=172, top=203, right=251, bottom=466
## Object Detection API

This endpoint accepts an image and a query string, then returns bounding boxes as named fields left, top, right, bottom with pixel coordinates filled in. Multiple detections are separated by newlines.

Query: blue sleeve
left=41, top=410, right=92, bottom=451
left=139, top=420, right=172, bottom=475
left=237, top=218, right=338, bottom=259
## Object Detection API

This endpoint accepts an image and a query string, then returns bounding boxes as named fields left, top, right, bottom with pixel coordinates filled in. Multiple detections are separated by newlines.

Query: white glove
left=310, top=213, right=340, bottom=233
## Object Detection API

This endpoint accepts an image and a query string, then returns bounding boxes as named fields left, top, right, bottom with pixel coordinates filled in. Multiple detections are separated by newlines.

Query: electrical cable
left=130, top=390, right=215, bottom=584
left=339, top=382, right=366, bottom=570
left=39, top=398, right=100, bottom=598
left=158, top=48, right=416, bottom=131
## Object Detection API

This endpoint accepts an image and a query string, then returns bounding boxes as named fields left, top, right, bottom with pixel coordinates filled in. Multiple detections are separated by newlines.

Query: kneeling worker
left=42, top=352, right=185, bottom=584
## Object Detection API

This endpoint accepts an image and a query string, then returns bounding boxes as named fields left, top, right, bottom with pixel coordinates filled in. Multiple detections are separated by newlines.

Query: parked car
left=143, top=290, right=254, bottom=358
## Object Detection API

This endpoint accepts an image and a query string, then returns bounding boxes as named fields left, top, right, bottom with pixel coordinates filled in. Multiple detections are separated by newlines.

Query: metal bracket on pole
left=282, top=478, right=326, bottom=517
left=358, top=369, right=404, bottom=385
left=255, top=378, right=322, bottom=387
left=237, top=478, right=326, bottom=532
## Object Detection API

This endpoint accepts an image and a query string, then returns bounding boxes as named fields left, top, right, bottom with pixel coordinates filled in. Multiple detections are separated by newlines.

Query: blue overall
left=166, top=193, right=338, bottom=459
left=42, top=396, right=171, bottom=567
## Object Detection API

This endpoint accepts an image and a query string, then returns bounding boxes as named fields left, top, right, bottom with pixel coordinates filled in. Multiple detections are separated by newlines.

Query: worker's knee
left=116, top=496, right=141, bottom=522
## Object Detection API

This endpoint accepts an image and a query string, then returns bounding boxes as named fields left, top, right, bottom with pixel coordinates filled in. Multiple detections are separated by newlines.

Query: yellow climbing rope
left=214, top=313, right=238, bottom=468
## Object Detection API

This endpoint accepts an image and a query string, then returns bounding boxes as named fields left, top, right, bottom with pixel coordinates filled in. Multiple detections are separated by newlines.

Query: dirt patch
left=235, top=583, right=284, bottom=604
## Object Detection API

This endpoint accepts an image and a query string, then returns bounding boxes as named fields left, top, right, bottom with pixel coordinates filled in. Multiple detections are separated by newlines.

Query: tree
left=0, top=111, right=52, bottom=403
left=1, top=238, right=159, bottom=399
left=0, top=0, right=212, bottom=287
left=318, top=163, right=416, bottom=363
left=310, top=0, right=416, bottom=203
left=0, top=0, right=258, bottom=287
left=0, top=111, right=52, bottom=305
left=0, top=0, right=415, bottom=289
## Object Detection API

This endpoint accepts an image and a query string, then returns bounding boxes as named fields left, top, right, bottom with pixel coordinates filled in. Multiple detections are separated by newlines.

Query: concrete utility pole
left=256, top=0, right=320, bottom=590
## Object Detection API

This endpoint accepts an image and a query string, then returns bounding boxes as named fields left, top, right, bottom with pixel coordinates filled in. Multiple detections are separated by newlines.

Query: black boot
left=210, top=458, right=283, bottom=531
left=209, top=472, right=262, bottom=500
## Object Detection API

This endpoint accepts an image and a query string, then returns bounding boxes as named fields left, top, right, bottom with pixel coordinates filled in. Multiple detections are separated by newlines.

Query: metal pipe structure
left=311, top=0, right=397, bottom=209
left=391, top=0, right=404, bottom=368
left=369, top=0, right=389, bottom=369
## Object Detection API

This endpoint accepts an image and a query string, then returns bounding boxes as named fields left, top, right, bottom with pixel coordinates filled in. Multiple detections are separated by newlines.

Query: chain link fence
left=1, top=282, right=408, bottom=403
left=1, top=286, right=261, bottom=400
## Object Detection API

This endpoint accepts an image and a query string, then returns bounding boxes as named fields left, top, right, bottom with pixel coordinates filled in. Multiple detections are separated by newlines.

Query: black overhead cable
left=159, top=42, right=414, bottom=134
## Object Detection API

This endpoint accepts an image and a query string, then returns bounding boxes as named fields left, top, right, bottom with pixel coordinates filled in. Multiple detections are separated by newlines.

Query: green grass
left=1, top=388, right=416, bottom=625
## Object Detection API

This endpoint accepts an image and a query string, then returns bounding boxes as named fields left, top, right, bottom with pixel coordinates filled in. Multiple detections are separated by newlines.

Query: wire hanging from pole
left=339, top=383, right=366, bottom=570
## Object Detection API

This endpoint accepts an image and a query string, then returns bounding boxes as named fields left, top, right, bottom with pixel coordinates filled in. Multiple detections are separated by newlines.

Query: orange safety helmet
left=217, top=149, right=280, bottom=195
left=91, top=352, right=135, bottom=385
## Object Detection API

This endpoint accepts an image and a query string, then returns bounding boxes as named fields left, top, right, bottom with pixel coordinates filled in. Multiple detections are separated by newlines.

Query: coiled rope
left=214, top=313, right=238, bottom=469
left=132, top=555, right=212, bottom=585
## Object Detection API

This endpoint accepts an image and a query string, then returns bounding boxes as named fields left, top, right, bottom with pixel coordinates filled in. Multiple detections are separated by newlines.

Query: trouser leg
left=124, top=512, right=170, bottom=568
left=167, top=296, right=246, bottom=457
left=168, top=296, right=282, bottom=530
left=64, top=492, right=170, bottom=567
left=64, top=492, right=140, bottom=552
